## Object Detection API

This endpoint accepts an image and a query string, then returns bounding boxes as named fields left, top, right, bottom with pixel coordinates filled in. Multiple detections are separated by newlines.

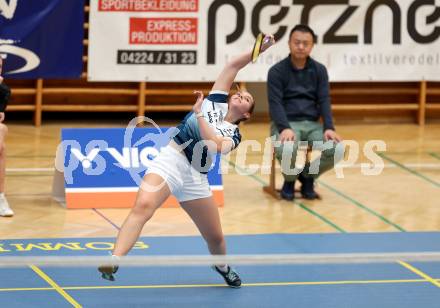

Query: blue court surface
left=1, top=232, right=440, bottom=307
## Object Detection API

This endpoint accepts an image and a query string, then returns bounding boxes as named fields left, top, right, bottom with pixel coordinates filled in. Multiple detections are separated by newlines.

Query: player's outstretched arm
left=211, top=34, right=275, bottom=93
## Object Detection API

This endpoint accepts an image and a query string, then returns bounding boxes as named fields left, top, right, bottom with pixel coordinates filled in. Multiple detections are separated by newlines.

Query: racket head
left=251, top=33, right=264, bottom=63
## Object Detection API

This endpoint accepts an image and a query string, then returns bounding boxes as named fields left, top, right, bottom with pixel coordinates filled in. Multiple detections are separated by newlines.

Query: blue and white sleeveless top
left=173, top=90, right=241, bottom=173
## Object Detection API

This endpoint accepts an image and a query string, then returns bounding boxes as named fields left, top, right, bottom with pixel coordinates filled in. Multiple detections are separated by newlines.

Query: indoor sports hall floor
left=1, top=121, right=440, bottom=307
left=2, top=233, right=440, bottom=307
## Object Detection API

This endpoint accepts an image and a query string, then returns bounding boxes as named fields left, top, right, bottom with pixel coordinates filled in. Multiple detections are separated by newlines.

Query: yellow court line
left=0, top=278, right=430, bottom=292
left=0, top=287, right=53, bottom=292
left=398, top=261, right=440, bottom=288
left=29, top=265, right=82, bottom=307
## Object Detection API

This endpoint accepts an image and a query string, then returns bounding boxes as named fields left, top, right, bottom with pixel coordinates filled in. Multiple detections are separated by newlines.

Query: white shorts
left=146, top=144, right=212, bottom=202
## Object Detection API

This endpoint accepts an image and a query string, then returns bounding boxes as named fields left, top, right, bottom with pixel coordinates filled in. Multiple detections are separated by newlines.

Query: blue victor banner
left=54, top=127, right=224, bottom=208
left=0, top=0, right=85, bottom=78
left=60, top=127, right=222, bottom=189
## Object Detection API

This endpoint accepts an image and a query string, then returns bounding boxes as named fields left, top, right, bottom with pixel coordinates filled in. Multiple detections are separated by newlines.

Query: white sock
left=0, top=193, right=4, bottom=198
left=216, top=265, right=229, bottom=273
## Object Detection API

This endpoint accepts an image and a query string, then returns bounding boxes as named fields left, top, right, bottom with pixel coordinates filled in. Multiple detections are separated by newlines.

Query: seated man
left=0, top=57, right=12, bottom=216
left=267, top=24, right=342, bottom=200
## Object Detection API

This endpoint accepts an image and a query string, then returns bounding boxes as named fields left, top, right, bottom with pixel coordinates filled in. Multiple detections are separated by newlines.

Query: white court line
left=6, top=168, right=54, bottom=172
left=335, top=163, right=440, bottom=169
left=5, top=163, right=440, bottom=174
left=274, top=163, right=440, bottom=170
left=65, top=185, right=224, bottom=193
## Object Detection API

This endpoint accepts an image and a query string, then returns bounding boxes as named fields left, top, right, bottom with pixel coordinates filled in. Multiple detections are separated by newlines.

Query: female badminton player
left=99, top=34, right=275, bottom=287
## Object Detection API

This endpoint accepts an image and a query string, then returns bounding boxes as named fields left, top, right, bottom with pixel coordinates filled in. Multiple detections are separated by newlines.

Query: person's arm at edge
left=0, top=76, right=9, bottom=122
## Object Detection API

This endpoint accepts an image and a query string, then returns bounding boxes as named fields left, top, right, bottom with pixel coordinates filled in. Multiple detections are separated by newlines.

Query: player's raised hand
left=192, top=90, right=204, bottom=113
left=260, top=34, right=275, bottom=53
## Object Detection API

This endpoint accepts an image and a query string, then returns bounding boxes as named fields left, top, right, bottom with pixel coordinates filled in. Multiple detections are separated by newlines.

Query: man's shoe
left=212, top=265, right=242, bottom=288
left=0, top=196, right=13, bottom=217
left=280, top=181, right=295, bottom=200
left=298, top=174, right=318, bottom=200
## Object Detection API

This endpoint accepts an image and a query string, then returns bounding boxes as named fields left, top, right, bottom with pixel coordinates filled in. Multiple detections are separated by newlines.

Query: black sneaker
left=98, top=264, right=118, bottom=281
left=212, top=265, right=242, bottom=288
left=98, top=255, right=119, bottom=281
left=280, top=180, right=295, bottom=200
left=298, top=174, right=318, bottom=200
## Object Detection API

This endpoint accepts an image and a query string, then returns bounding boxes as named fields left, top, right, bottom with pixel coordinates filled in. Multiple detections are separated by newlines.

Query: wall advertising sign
left=88, top=0, right=440, bottom=82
